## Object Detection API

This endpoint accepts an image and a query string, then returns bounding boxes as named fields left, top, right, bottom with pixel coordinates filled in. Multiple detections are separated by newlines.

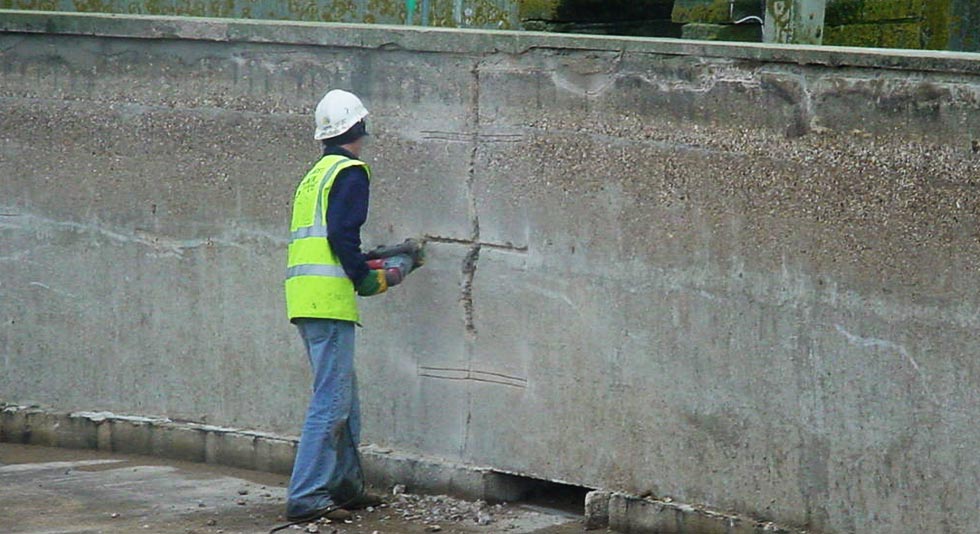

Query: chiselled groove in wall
left=460, top=59, right=484, bottom=337
left=418, top=366, right=527, bottom=388
left=420, top=130, right=522, bottom=143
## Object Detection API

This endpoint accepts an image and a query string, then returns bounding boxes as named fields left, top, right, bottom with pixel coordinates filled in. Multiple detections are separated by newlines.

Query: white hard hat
left=314, top=89, right=369, bottom=140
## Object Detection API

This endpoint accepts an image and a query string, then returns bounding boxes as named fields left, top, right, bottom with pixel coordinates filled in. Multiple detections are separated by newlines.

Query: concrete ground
left=0, top=443, right=590, bottom=534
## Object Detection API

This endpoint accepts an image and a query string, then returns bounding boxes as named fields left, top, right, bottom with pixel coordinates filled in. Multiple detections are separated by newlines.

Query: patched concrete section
left=2, top=11, right=980, bottom=534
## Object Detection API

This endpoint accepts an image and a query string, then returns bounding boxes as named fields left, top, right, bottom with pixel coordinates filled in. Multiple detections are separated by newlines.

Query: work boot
left=286, top=500, right=346, bottom=523
left=343, top=491, right=385, bottom=510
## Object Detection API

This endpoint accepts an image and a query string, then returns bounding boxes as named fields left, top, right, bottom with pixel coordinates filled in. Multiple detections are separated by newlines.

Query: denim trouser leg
left=286, top=319, right=364, bottom=517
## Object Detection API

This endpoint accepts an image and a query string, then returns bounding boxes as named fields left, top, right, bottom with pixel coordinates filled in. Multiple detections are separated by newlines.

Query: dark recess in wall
left=527, top=0, right=682, bottom=37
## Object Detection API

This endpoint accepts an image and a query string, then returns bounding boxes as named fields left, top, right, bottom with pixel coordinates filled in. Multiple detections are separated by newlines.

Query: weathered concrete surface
left=2, top=10, right=980, bottom=534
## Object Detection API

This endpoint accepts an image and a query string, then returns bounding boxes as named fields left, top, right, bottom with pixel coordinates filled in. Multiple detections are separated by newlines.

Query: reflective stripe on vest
left=290, top=226, right=329, bottom=240
left=286, top=264, right=348, bottom=278
left=284, top=155, right=370, bottom=322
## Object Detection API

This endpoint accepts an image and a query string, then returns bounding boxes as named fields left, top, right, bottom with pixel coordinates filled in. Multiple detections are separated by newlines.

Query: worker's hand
left=356, top=270, right=389, bottom=297
left=384, top=266, right=405, bottom=287
left=366, top=254, right=414, bottom=288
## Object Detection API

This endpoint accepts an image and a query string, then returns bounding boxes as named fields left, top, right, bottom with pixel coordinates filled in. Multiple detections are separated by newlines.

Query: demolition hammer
left=364, top=238, right=426, bottom=287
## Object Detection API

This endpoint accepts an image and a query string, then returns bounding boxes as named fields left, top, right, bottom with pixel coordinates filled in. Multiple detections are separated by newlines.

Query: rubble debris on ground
left=291, top=486, right=545, bottom=532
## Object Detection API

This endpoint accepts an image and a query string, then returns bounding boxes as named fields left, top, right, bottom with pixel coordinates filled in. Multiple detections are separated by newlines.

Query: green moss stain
left=948, top=0, right=980, bottom=51
left=518, top=0, right=558, bottom=21
left=1, top=0, right=58, bottom=9
left=428, top=0, right=457, bottom=28
left=825, top=0, right=863, bottom=25
left=672, top=0, right=727, bottom=24
left=681, top=21, right=761, bottom=41
left=366, top=0, right=403, bottom=21
left=824, top=23, right=874, bottom=46
left=863, top=0, right=923, bottom=22
left=2, top=0, right=974, bottom=50
left=672, top=0, right=759, bottom=24
left=824, top=20, right=923, bottom=48
left=72, top=1, right=112, bottom=12
left=140, top=0, right=170, bottom=15
left=880, top=20, right=922, bottom=47
left=822, top=0, right=980, bottom=51
left=466, top=0, right=512, bottom=29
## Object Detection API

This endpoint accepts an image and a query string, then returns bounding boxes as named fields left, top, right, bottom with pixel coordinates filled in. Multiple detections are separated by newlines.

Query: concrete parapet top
left=2, top=9, right=980, bottom=75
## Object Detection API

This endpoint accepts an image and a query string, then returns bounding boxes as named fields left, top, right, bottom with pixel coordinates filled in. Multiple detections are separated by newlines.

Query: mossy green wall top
left=671, top=0, right=978, bottom=52
left=3, top=0, right=977, bottom=50
left=0, top=0, right=521, bottom=28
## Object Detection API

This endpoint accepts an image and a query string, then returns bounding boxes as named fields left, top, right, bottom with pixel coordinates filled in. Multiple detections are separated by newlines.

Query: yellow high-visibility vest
left=285, top=154, right=370, bottom=322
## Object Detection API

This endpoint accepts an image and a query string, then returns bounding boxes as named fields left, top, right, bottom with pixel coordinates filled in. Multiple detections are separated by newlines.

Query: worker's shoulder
left=330, top=163, right=370, bottom=196
left=336, top=161, right=368, bottom=178
left=335, top=158, right=370, bottom=181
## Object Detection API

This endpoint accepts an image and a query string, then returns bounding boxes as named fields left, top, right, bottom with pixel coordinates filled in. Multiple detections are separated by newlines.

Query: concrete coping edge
left=1, top=404, right=808, bottom=533
left=1, top=9, right=979, bottom=76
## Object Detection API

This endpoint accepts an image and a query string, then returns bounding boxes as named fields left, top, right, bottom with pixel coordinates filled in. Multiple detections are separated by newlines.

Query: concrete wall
left=2, top=10, right=980, bottom=533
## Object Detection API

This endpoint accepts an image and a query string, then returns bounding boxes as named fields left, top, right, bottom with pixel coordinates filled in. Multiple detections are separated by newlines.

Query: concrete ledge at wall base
left=0, top=405, right=805, bottom=534
left=1, top=9, right=979, bottom=76
left=585, top=491, right=807, bottom=534
left=0, top=404, right=541, bottom=503
left=0, top=405, right=298, bottom=476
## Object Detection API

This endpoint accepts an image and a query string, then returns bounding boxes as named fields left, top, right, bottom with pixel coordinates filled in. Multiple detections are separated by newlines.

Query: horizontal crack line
left=424, top=235, right=528, bottom=253
left=420, top=130, right=523, bottom=143
left=0, top=211, right=288, bottom=257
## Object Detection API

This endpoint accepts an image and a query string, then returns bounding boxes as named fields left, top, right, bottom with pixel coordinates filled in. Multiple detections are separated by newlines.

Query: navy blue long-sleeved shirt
left=323, top=146, right=370, bottom=286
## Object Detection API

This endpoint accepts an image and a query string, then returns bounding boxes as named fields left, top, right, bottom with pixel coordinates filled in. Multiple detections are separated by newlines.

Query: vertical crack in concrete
left=461, top=61, right=482, bottom=339
left=460, top=242, right=481, bottom=336
left=459, top=59, right=483, bottom=459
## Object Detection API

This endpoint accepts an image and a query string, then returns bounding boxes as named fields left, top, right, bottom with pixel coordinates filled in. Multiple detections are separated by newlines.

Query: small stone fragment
left=426, top=525, right=442, bottom=532
left=238, top=489, right=249, bottom=495
left=236, top=499, right=247, bottom=505
left=305, top=525, right=319, bottom=533
left=110, top=513, right=119, bottom=518
left=392, top=484, right=406, bottom=496
left=206, top=519, right=217, bottom=526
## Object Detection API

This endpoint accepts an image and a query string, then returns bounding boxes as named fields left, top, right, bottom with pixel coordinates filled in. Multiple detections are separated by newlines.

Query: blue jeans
left=286, top=319, right=364, bottom=517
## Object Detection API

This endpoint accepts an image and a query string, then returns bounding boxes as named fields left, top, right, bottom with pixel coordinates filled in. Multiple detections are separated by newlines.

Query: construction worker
left=283, top=89, right=418, bottom=523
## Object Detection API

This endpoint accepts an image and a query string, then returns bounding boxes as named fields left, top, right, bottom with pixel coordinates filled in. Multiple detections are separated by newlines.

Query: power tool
left=365, top=238, right=425, bottom=287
